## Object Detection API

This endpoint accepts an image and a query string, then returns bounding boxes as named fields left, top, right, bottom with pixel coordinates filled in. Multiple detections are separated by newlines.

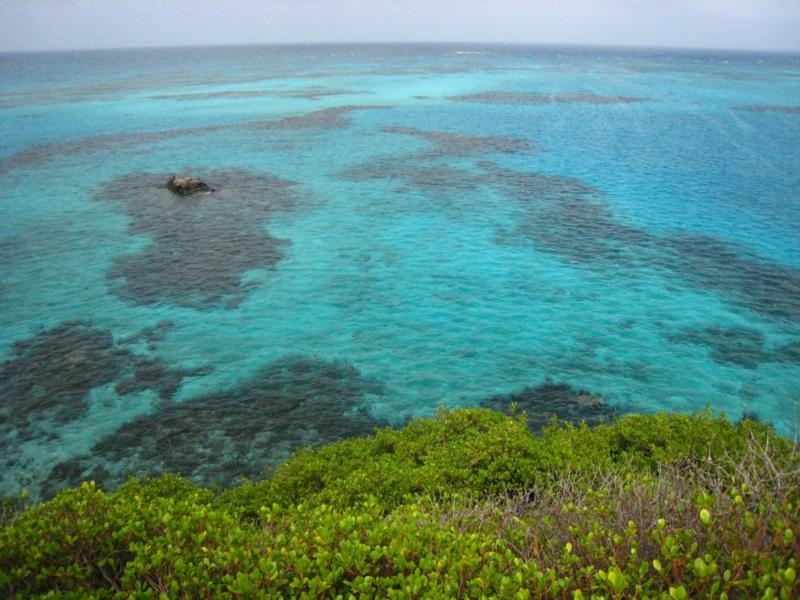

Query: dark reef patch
left=449, top=91, right=649, bottom=105
left=342, top=145, right=800, bottom=323
left=516, top=194, right=654, bottom=265
left=150, top=90, right=274, bottom=101
left=398, top=166, right=483, bottom=192
left=481, top=381, right=618, bottom=430
left=0, top=323, right=128, bottom=428
left=0, top=105, right=386, bottom=178
left=337, top=133, right=537, bottom=198
left=0, top=70, right=281, bottom=110
left=341, top=157, right=599, bottom=207
left=669, top=325, right=769, bottom=368
left=479, top=162, right=599, bottom=198
left=119, top=320, right=175, bottom=347
left=340, top=152, right=650, bottom=263
left=669, top=324, right=800, bottom=369
left=478, top=162, right=653, bottom=265
left=657, top=235, right=800, bottom=322
left=0, top=125, right=226, bottom=179
left=381, top=126, right=537, bottom=156
left=735, top=104, right=800, bottom=114
left=0, top=321, right=211, bottom=444
left=477, top=163, right=800, bottom=321
left=96, top=169, right=298, bottom=309
left=340, top=125, right=800, bottom=324
left=777, top=341, right=800, bottom=363
left=43, top=355, right=386, bottom=494
left=150, top=87, right=365, bottom=102
left=246, top=105, right=384, bottom=131
left=341, top=159, right=483, bottom=193
left=113, top=362, right=214, bottom=400
left=272, top=87, right=367, bottom=100
left=500, top=169, right=800, bottom=319
left=41, top=459, right=111, bottom=501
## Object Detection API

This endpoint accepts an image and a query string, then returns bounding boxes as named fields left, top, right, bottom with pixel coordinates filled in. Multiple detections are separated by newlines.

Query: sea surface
left=1, top=44, right=799, bottom=499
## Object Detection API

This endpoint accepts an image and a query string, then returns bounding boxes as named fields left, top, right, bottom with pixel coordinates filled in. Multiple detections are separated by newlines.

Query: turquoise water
left=1, top=44, right=799, bottom=499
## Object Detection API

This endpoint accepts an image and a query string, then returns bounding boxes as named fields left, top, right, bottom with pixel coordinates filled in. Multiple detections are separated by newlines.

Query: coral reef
left=449, top=91, right=649, bottom=104
left=669, top=324, right=800, bottom=369
left=0, top=321, right=211, bottom=445
left=43, top=355, right=386, bottom=494
left=0, top=105, right=385, bottom=178
left=340, top=141, right=800, bottom=323
left=736, top=104, right=800, bottom=114
left=381, top=126, right=537, bottom=156
left=97, top=169, right=297, bottom=309
left=481, top=381, right=618, bottom=430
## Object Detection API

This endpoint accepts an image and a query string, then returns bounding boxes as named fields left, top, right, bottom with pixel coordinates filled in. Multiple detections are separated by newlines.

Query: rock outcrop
left=166, top=175, right=213, bottom=195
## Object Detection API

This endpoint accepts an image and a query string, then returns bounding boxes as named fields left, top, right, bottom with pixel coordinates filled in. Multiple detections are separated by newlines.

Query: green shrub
left=218, top=408, right=786, bottom=517
left=1, top=409, right=797, bottom=598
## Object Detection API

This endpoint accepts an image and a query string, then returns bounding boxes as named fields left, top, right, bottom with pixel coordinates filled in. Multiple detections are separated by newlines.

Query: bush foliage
left=1, top=408, right=798, bottom=598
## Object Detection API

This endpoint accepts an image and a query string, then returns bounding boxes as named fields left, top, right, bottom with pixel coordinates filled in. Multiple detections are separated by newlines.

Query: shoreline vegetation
left=1, top=408, right=798, bottom=598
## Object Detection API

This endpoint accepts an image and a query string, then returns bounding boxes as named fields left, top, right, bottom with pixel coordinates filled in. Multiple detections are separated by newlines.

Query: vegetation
left=1, top=408, right=798, bottom=598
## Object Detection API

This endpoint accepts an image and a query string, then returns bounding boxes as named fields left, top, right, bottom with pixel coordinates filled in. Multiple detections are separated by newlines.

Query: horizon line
left=2, top=40, right=799, bottom=57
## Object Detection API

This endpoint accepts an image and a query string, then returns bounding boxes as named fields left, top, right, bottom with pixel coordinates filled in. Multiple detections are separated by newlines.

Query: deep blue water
left=1, top=44, right=799, bottom=499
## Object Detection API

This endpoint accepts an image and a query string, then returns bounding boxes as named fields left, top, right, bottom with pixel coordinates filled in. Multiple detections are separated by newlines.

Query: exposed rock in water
left=166, top=175, right=213, bottom=196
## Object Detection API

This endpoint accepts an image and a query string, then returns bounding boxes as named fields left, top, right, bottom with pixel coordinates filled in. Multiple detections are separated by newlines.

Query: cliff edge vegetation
left=1, top=408, right=798, bottom=598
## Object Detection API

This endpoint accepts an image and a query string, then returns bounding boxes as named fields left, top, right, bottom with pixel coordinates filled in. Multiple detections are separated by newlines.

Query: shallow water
left=1, top=44, right=799, bottom=499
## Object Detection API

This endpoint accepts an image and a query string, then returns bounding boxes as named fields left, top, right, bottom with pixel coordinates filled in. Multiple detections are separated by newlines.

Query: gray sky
left=1, top=0, right=798, bottom=53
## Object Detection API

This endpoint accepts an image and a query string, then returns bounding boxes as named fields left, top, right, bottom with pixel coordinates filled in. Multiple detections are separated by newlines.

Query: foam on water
left=1, top=44, right=799, bottom=499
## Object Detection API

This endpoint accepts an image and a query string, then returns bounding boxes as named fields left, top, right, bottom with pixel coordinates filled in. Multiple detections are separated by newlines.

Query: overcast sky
left=1, top=0, right=798, bottom=53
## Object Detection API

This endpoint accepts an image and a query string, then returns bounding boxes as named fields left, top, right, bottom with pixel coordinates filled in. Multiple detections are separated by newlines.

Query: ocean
left=1, top=43, right=799, bottom=499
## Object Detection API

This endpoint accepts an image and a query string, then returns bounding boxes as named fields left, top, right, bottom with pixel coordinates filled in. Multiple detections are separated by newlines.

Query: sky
left=0, top=0, right=798, bottom=53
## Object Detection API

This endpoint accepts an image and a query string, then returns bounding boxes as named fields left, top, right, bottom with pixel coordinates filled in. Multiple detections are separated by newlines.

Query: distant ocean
left=1, top=44, right=799, bottom=499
